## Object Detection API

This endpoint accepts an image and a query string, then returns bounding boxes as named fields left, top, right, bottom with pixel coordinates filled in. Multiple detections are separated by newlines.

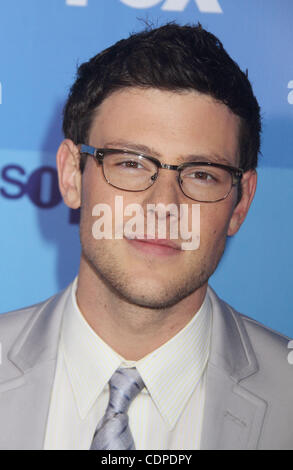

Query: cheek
left=200, top=203, right=234, bottom=246
left=81, top=161, right=113, bottom=210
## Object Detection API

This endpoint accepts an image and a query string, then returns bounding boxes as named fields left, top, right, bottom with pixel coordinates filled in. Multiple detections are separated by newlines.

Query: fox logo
left=66, top=0, right=223, bottom=13
left=120, top=0, right=223, bottom=13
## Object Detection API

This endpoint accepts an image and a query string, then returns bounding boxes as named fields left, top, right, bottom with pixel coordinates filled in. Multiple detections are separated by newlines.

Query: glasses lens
left=180, top=164, right=233, bottom=202
left=103, top=152, right=158, bottom=191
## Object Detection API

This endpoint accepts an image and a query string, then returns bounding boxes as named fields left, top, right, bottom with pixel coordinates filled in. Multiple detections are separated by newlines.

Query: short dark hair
left=63, top=22, right=261, bottom=173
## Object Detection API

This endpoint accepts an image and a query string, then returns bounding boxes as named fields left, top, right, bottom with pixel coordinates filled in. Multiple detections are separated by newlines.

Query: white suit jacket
left=0, top=283, right=293, bottom=450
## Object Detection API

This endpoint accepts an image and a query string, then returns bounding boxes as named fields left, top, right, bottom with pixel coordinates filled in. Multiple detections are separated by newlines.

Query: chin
left=108, top=275, right=206, bottom=310
left=82, top=243, right=212, bottom=309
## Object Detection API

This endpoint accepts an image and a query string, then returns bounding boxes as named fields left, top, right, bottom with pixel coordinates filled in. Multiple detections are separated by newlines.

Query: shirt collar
left=62, top=277, right=212, bottom=428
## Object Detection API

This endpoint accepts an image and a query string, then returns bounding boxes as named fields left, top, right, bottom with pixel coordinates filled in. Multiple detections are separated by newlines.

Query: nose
left=140, top=169, right=186, bottom=240
left=143, top=168, right=183, bottom=208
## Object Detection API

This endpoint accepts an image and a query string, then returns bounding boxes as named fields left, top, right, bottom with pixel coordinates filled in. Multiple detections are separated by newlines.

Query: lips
left=125, top=236, right=182, bottom=255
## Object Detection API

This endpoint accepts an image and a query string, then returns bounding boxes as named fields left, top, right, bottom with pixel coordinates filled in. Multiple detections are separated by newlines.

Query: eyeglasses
left=79, top=144, right=244, bottom=203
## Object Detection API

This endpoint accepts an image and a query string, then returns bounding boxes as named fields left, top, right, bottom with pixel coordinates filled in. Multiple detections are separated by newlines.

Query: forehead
left=88, top=87, right=241, bottom=165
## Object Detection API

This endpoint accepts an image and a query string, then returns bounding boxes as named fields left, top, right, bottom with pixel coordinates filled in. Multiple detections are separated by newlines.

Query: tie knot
left=108, top=367, right=144, bottom=415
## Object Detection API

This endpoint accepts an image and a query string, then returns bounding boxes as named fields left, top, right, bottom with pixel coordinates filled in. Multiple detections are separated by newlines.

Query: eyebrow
left=103, top=139, right=235, bottom=166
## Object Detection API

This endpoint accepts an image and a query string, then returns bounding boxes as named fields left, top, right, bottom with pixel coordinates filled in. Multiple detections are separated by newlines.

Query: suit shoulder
left=231, top=310, right=293, bottom=449
left=0, top=299, right=47, bottom=322
left=232, top=308, right=293, bottom=379
left=0, top=297, right=55, bottom=351
left=239, top=311, right=291, bottom=349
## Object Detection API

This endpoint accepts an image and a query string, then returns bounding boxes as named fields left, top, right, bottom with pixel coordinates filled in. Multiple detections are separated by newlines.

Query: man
left=0, top=23, right=292, bottom=450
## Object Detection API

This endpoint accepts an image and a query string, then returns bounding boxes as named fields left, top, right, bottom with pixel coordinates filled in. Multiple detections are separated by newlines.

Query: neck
left=76, top=257, right=207, bottom=361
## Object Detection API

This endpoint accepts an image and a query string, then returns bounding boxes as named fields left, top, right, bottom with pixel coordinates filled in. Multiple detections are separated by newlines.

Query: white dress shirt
left=44, top=278, right=212, bottom=450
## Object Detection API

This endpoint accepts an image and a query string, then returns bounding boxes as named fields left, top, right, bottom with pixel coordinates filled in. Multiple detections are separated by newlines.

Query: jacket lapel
left=0, top=285, right=72, bottom=450
left=201, top=287, right=267, bottom=450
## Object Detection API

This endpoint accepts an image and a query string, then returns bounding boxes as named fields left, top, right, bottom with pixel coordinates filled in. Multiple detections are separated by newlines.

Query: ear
left=227, top=169, right=257, bottom=236
left=56, top=139, right=82, bottom=209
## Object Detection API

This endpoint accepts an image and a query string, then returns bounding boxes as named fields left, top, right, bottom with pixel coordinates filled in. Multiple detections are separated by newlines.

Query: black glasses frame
left=79, top=144, right=244, bottom=203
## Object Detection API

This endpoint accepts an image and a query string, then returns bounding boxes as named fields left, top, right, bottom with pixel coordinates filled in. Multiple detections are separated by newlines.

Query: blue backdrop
left=0, top=0, right=292, bottom=338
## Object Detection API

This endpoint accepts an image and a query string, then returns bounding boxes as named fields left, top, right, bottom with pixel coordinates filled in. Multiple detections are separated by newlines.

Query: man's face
left=74, top=87, right=254, bottom=309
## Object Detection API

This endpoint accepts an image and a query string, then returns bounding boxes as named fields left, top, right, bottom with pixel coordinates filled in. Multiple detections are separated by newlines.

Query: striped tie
left=90, top=367, right=144, bottom=450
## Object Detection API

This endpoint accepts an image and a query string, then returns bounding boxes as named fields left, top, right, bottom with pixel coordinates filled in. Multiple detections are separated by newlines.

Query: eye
left=118, top=160, right=144, bottom=169
left=108, top=153, right=155, bottom=172
left=193, top=171, right=213, bottom=180
left=187, top=170, right=218, bottom=183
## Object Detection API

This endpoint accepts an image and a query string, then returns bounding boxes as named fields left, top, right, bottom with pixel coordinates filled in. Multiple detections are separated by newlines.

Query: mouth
left=125, top=236, right=182, bottom=256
